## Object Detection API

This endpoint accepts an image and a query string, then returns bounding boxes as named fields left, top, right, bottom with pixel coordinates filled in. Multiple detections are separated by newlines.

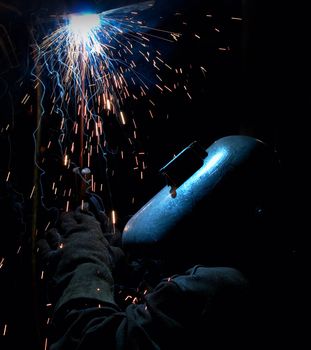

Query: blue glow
left=69, top=13, right=101, bottom=41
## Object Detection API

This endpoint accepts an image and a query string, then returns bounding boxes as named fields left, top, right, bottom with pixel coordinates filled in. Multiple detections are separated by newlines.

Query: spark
left=155, top=84, right=163, bottom=91
left=231, top=16, right=243, bottom=21
left=200, top=66, right=207, bottom=78
left=0, top=257, right=4, bottom=269
left=2, top=324, right=7, bottom=336
left=111, top=210, right=116, bottom=225
left=30, top=185, right=36, bottom=199
left=34, top=7, right=179, bottom=134
left=30, top=1, right=192, bottom=229
left=44, top=337, right=48, bottom=350
left=64, top=154, right=68, bottom=166
left=120, top=111, right=126, bottom=125
left=44, top=221, right=51, bottom=231
left=164, top=85, right=172, bottom=92
left=21, top=93, right=30, bottom=104
left=6, top=171, right=10, bottom=182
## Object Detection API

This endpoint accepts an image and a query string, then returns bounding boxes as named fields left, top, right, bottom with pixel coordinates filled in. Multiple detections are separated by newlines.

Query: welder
left=37, top=135, right=282, bottom=350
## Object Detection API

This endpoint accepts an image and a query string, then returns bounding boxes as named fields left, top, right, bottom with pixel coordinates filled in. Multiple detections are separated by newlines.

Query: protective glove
left=37, top=206, right=122, bottom=313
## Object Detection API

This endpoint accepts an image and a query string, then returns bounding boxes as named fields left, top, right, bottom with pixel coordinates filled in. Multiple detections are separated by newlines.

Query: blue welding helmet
left=122, top=135, right=281, bottom=270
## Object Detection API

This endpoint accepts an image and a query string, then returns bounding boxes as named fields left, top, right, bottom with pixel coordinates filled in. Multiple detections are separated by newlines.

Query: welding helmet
left=122, top=135, right=281, bottom=271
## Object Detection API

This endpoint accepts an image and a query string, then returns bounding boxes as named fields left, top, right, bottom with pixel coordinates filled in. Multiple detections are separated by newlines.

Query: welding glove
left=37, top=206, right=124, bottom=312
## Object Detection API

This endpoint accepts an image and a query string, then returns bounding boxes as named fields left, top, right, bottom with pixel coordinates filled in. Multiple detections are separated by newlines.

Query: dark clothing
left=38, top=210, right=251, bottom=349
left=50, top=265, right=249, bottom=350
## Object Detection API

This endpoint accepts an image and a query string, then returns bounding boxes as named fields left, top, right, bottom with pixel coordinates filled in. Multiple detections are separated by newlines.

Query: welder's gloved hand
left=37, top=206, right=122, bottom=312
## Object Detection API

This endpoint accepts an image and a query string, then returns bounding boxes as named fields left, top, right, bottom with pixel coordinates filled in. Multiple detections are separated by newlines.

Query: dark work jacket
left=49, top=265, right=251, bottom=350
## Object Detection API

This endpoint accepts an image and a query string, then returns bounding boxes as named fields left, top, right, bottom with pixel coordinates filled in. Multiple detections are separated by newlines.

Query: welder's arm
left=38, top=212, right=250, bottom=350
left=37, top=208, right=119, bottom=312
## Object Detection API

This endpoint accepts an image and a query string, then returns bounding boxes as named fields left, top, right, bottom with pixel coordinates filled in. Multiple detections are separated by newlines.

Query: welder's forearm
left=54, top=262, right=116, bottom=313
left=50, top=261, right=120, bottom=350
left=50, top=302, right=123, bottom=350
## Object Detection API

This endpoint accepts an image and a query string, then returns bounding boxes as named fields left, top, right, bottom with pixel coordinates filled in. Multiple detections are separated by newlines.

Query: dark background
left=0, top=1, right=302, bottom=349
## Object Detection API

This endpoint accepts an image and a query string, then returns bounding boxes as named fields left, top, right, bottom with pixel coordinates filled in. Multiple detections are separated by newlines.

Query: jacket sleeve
left=49, top=265, right=250, bottom=350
